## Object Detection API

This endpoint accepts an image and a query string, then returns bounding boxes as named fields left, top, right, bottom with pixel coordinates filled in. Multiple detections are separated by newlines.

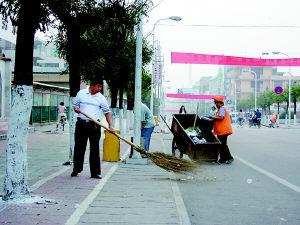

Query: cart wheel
left=172, top=138, right=183, bottom=158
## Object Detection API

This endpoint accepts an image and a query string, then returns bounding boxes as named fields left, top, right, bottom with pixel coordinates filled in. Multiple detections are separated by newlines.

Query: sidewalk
left=0, top=123, right=184, bottom=225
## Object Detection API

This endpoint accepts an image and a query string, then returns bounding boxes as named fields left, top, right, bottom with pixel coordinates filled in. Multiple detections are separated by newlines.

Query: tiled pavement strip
left=0, top=122, right=189, bottom=225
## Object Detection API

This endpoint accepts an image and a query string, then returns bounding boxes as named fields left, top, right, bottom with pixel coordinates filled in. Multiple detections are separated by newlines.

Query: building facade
left=225, top=65, right=300, bottom=103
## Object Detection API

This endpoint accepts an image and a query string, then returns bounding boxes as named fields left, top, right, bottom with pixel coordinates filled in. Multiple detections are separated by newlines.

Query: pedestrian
left=141, top=102, right=156, bottom=153
left=269, top=114, right=278, bottom=128
left=56, top=102, right=68, bottom=131
left=209, top=106, right=218, bottom=117
left=237, top=109, right=244, bottom=126
left=179, top=105, right=187, bottom=114
left=209, top=96, right=234, bottom=164
left=254, top=108, right=261, bottom=126
left=128, top=99, right=156, bottom=155
left=71, top=78, right=115, bottom=179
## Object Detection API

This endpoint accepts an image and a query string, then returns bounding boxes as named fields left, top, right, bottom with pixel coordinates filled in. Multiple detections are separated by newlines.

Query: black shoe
left=225, top=158, right=234, bottom=164
left=91, top=174, right=102, bottom=179
left=71, top=171, right=78, bottom=177
left=63, top=161, right=72, bottom=166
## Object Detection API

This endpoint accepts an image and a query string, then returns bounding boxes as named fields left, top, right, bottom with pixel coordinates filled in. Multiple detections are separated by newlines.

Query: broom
left=80, top=111, right=197, bottom=174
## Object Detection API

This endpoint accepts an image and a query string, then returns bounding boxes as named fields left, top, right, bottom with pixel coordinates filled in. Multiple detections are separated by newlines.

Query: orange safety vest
left=213, top=106, right=233, bottom=136
left=270, top=115, right=277, bottom=123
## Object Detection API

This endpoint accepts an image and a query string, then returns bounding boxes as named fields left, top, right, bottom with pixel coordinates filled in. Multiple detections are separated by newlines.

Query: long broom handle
left=79, top=111, right=139, bottom=149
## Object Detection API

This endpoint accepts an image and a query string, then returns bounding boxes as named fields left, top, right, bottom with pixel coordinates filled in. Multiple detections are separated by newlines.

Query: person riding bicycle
left=56, top=102, right=68, bottom=131
left=254, top=109, right=261, bottom=126
left=237, top=109, right=244, bottom=126
left=249, top=111, right=256, bottom=126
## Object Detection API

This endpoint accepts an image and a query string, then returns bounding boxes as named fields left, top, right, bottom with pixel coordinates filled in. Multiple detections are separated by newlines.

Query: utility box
left=154, top=116, right=158, bottom=125
left=103, top=129, right=120, bottom=161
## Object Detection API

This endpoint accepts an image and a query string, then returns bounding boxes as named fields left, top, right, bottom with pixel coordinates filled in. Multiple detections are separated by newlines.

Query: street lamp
left=272, top=51, right=292, bottom=125
left=150, top=16, right=182, bottom=114
left=250, top=71, right=257, bottom=110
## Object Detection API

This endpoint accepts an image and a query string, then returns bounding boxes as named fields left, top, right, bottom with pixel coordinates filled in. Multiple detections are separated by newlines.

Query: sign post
left=274, top=86, right=283, bottom=95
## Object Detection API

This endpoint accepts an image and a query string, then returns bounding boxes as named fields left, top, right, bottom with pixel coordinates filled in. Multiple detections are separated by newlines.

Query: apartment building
left=226, top=65, right=300, bottom=102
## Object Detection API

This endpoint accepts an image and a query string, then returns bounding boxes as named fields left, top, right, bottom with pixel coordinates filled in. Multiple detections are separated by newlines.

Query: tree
left=257, top=89, right=273, bottom=115
left=272, top=91, right=285, bottom=115
left=49, top=0, right=114, bottom=163
left=291, top=84, right=300, bottom=115
left=0, top=0, right=49, bottom=200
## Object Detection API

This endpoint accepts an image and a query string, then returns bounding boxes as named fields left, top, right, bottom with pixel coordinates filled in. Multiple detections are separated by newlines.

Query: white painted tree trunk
left=124, top=109, right=129, bottom=133
left=111, top=108, right=116, bottom=127
left=3, top=85, right=32, bottom=201
left=129, top=110, right=134, bottom=130
left=68, top=97, right=76, bottom=162
left=119, top=108, right=124, bottom=137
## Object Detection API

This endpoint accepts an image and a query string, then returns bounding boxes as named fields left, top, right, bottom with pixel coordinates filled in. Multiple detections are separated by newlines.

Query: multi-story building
left=0, top=19, right=70, bottom=120
left=225, top=65, right=300, bottom=103
left=0, top=16, right=16, bottom=118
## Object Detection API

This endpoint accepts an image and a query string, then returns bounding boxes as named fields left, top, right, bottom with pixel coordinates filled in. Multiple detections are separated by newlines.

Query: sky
left=143, top=0, right=300, bottom=92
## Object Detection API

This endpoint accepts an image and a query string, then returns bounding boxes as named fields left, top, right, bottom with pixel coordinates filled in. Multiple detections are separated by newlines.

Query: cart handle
left=160, top=115, right=172, bottom=132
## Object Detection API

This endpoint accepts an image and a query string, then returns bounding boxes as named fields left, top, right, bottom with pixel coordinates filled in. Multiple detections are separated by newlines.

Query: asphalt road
left=162, top=125, right=300, bottom=225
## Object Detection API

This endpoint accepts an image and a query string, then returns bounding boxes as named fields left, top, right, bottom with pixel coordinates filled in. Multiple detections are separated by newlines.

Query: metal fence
left=30, top=92, right=70, bottom=124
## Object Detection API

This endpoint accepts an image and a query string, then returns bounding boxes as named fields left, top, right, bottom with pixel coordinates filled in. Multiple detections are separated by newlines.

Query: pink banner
left=171, top=52, right=300, bottom=66
left=166, top=110, right=179, bottom=112
left=166, top=93, right=227, bottom=100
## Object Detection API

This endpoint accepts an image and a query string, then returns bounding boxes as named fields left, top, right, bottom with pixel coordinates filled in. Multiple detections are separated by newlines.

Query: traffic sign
left=274, top=86, right=283, bottom=95
left=226, top=99, right=232, bottom=104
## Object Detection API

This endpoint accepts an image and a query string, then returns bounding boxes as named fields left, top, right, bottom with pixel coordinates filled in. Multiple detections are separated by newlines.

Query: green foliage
left=236, top=84, right=300, bottom=115
left=0, top=0, right=51, bottom=33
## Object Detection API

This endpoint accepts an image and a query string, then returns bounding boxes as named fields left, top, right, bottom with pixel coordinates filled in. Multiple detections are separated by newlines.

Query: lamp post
left=250, top=71, right=257, bottom=110
left=150, top=16, right=182, bottom=114
left=272, top=51, right=292, bottom=125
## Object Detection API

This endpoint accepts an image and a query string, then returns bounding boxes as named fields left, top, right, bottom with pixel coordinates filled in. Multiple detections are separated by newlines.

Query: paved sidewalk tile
left=77, top=163, right=179, bottom=225
left=0, top=123, right=133, bottom=225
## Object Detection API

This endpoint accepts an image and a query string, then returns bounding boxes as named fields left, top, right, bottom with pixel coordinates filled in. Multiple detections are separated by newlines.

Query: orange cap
left=213, top=96, right=223, bottom=102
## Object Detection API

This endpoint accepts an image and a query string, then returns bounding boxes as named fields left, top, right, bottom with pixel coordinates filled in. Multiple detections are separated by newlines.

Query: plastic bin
left=103, top=129, right=120, bottom=161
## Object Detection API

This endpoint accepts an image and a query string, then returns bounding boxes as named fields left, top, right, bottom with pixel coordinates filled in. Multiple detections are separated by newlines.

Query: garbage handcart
left=166, top=114, right=221, bottom=162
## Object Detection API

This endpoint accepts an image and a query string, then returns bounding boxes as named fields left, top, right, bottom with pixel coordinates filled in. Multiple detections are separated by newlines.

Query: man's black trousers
left=73, top=119, right=101, bottom=176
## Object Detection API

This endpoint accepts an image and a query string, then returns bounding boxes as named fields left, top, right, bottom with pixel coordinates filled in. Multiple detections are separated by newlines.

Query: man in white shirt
left=71, top=78, right=115, bottom=179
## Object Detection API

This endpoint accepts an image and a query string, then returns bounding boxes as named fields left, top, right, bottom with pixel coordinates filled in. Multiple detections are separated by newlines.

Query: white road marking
left=234, top=155, right=300, bottom=193
left=30, top=166, right=70, bottom=192
left=160, top=135, right=192, bottom=225
left=65, top=148, right=130, bottom=225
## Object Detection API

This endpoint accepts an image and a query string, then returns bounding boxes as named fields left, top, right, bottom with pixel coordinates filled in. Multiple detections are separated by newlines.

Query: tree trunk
left=294, top=96, right=297, bottom=115
left=119, top=87, right=124, bottom=136
left=66, top=26, right=81, bottom=163
left=110, top=86, right=118, bottom=108
left=110, top=86, right=118, bottom=127
left=3, top=0, right=41, bottom=201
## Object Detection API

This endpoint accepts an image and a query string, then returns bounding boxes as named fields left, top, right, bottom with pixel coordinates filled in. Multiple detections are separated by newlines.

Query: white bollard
left=285, top=115, right=288, bottom=125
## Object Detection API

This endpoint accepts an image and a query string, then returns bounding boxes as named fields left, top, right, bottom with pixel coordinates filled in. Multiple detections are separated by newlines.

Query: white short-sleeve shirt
left=74, top=88, right=111, bottom=121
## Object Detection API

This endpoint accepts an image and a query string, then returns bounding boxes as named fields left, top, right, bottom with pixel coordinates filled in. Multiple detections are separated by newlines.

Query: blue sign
left=274, top=86, right=283, bottom=95
left=226, top=99, right=232, bottom=104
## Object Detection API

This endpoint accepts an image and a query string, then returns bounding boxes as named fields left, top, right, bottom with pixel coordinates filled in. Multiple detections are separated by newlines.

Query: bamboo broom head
left=133, top=146, right=198, bottom=174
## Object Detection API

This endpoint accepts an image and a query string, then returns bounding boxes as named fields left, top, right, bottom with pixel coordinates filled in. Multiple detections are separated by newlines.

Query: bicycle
left=56, top=116, right=67, bottom=131
left=60, top=115, right=66, bottom=131
left=237, top=118, right=245, bottom=128
left=249, top=118, right=261, bottom=128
